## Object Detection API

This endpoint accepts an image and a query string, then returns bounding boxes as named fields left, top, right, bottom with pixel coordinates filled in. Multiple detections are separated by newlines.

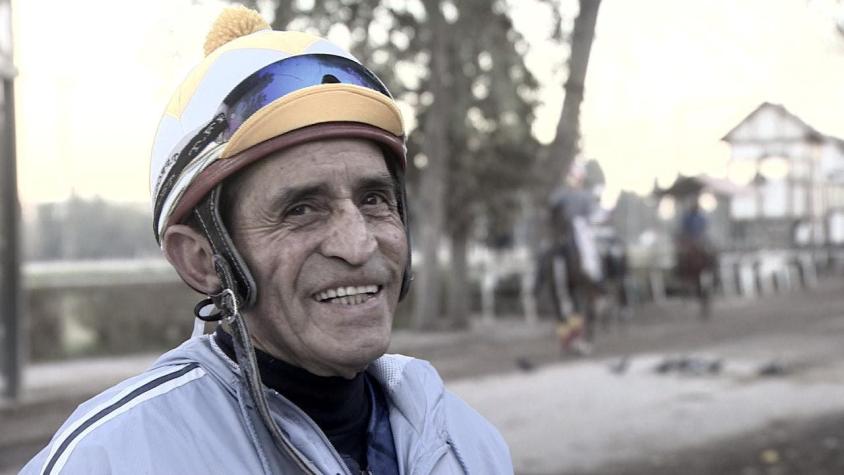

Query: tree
left=546, top=0, right=601, bottom=188
left=27, top=196, right=160, bottom=261
left=838, top=1, right=844, bottom=38
left=411, top=0, right=450, bottom=328
left=610, top=190, right=660, bottom=245
left=434, top=3, right=541, bottom=326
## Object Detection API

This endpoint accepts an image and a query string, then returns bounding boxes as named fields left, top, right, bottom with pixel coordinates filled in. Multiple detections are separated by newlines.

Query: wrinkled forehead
left=221, top=138, right=396, bottom=211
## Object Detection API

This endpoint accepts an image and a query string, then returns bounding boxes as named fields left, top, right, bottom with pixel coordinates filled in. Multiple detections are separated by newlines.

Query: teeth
left=314, top=285, right=380, bottom=303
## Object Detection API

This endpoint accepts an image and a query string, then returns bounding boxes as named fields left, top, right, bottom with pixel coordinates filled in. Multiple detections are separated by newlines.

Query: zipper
left=212, top=332, right=350, bottom=474
left=410, top=441, right=450, bottom=475
left=266, top=387, right=354, bottom=475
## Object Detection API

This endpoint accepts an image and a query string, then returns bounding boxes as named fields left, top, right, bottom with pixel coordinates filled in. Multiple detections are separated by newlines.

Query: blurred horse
left=598, top=234, right=633, bottom=330
left=675, top=237, right=717, bottom=318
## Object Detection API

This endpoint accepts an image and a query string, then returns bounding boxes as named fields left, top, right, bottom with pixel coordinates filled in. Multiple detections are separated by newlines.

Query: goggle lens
left=221, top=54, right=391, bottom=139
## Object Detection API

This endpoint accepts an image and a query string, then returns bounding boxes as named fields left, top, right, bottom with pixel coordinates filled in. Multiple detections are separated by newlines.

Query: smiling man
left=209, top=139, right=407, bottom=379
left=22, top=6, right=511, bottom=475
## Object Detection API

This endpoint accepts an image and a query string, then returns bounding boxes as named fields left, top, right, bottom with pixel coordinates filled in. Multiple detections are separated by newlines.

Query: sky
left=11, top=0, right=844, bottom=210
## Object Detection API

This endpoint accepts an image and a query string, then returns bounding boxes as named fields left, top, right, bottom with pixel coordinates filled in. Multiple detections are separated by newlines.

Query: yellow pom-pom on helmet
left=202, top=5, right=270, bottom=56
left=149, top=7, right=409, bottom=307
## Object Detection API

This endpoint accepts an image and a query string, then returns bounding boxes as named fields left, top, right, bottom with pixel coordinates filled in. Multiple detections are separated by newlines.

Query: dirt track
left=404, top=277, right=844, bottom=474
left=592, top=410, right=844, bottom=475
left=406, top=277, right=844, bottom=383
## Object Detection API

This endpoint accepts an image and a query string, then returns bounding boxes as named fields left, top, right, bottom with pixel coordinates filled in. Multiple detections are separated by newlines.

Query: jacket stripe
left=41, top=363, right=204, bottom=475
left=41, top=363, right=193, bottom=469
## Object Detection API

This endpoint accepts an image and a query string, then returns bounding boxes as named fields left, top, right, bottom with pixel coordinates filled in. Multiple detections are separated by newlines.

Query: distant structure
left=723, top=102, right=844, bottom=250
left=654, top=174, right=741, bottom=250
left=619, top=103, right=844, bottom=301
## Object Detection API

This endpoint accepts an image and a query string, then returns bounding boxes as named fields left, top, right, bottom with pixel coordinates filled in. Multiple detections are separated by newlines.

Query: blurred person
left=22, top=7, right=511, bottom=474
left=541, top=166, right=603, bottom=355
left=679, top=199, right=707, bottom=243
left=675, top=198, right=716, bottom=318
left=546, top=204, right=587, bottom=354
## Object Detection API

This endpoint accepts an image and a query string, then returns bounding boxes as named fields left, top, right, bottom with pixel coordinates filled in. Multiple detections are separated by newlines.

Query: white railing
left=23, top=258, right=180, bottom=289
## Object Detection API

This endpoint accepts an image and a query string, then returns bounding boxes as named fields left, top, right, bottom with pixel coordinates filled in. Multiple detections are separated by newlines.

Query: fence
left=12, top=246, right=833, bottom=363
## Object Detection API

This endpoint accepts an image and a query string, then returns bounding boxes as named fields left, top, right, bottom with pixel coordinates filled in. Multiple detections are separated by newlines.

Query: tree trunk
left=412, top=0, right=450, bottom=329
left=0, top=77, right=22, bottom=400
left=445, top=227, right=471, bottom=329
left=547, top=0, right=601, bottom=185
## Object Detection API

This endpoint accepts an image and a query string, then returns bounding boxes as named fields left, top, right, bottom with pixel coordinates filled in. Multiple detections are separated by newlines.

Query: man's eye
left=363, top=193, right=385, bottom=206
left=287, top=204, right=312, bottom=216
left=364, top=191, right=396, bottom=207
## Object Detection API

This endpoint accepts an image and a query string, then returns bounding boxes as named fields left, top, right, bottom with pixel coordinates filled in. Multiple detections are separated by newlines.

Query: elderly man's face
left=226, top=138, right=407, bottom=378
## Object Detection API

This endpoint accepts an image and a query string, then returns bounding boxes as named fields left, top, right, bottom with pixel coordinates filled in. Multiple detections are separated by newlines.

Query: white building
left=723, top=103, right=844, bottom=248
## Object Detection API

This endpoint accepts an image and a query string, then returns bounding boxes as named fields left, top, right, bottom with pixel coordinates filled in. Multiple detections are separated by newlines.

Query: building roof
left=722, top=102, right=842, bottom=150
left=655, top=175, right=745, bottom=198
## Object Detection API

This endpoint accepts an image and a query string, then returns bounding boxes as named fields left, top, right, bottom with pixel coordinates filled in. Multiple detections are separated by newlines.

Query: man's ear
left=162, top=224, right=221, bottom=294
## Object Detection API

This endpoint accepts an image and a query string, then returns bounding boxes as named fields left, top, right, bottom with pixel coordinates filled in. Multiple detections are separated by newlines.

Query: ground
left=4, top=277, right=844, bottom=474
left=406, top=277, right=844, bottom=474
left=598, top=411, right=844, bottom=475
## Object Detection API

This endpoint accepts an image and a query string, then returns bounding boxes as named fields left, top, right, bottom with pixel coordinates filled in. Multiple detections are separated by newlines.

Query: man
left=679, top=200, right=708, bottom=244
left=544, top=171, right=602, bottom=355
left=676, top=198, right=715, bottom=317
left=23, top=7, right=512, bottom=474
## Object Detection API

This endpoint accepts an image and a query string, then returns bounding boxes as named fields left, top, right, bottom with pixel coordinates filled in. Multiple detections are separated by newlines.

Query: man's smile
left=313, top=285, right=382, bottom=304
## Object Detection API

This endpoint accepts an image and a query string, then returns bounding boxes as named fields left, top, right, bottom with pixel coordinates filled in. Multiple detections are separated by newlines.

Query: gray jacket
left=22, top=335, right=513, bottom=474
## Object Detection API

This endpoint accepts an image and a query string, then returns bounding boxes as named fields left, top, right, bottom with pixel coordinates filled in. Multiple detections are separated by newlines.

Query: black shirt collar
left=212, top=327, right=370, bottom=435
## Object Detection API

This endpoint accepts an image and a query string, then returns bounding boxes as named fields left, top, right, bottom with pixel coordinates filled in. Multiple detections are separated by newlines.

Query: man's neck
left=212, top=327, right=370, bottom=434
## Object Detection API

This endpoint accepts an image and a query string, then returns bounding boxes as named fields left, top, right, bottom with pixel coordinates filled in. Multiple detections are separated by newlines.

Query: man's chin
left=325, top=337, right=390, bottom=374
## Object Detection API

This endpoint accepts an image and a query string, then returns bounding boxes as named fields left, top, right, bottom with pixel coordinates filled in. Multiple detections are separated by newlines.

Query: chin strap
left=191, top=189, right=318, bottom=474
left=193, top=185, right=258, bottom=307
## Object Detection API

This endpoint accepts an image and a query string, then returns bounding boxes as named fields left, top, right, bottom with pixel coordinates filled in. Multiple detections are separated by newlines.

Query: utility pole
left=0, top=0, right=20, bottom=400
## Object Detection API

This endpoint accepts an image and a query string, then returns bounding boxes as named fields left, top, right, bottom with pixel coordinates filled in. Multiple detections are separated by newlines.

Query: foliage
left=609, top=190, right=660, bottom=245
left=26, top=196, right=160, bottom=261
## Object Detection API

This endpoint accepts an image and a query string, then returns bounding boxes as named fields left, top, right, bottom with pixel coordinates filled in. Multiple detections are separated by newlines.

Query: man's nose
left=320, top=201, right=377, bottom=266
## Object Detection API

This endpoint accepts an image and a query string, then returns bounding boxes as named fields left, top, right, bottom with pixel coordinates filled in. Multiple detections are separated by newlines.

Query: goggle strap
left=153, top=113, right=228, bottom=242
left=192, top=185, right=257, bottom=309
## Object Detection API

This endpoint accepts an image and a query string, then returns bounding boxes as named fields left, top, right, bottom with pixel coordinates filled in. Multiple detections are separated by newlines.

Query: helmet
left=150, top=7, right=411, bottom=308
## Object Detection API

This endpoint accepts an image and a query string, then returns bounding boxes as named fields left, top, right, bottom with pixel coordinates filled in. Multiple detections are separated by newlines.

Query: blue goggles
left=220, top=54, right=392, bottom=140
